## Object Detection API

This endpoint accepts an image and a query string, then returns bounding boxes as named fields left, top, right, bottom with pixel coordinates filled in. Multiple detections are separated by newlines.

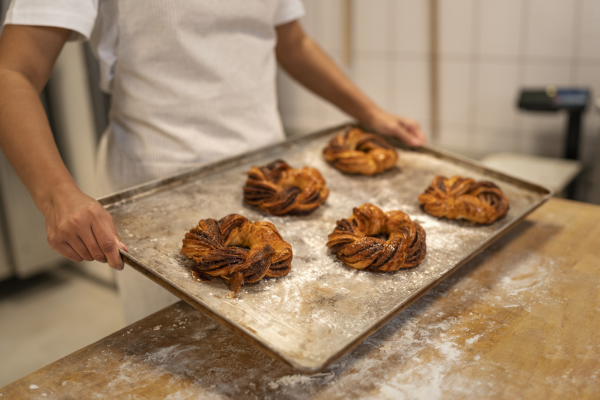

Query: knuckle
left=92, top=252, right=107, bottom=262
left=56, top=222, right=71, bottom=236
left=92, top=249, right=106, bottom=262
left=70, top=215, right=83, bottom=227
left=99, top=239, right=117, bottom=253
left=47, top=237, right=62, bottom=251
left=87, top=204, right=101, bottom=217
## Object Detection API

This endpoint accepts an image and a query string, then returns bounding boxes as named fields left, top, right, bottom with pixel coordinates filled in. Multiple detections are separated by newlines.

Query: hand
left=363, top=110, right=427, bottom=147
left=41, top=186, right=129, bottom=270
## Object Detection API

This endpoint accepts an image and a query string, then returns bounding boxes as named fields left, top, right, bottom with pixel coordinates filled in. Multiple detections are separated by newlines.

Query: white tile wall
left=277, top=0, right=600, bottom=199
left=475, top=63, right=520, bottom=129
left=392, top=58, right=429, bottom=123
left=521, top=63, right=573, bottom=86
left=392, top=0, right=429, bottom=55
left=473, top=128, right=516, bottom=153
left=478, top=0, right=523, bottom=58
left=354, top=0, right=389, bottom=55
left=580, top=0, right=600, bottom=60
left=353, top=56, right=390, bottom=110
left=526, top=0, right=575, bottom=59
left=439, top=0, right=476, bottom=56
left=438, top=121, right=469, bottom=150
left=440, top=60, right=472, bottom=125
left=311, top=0, right=343, bottom=54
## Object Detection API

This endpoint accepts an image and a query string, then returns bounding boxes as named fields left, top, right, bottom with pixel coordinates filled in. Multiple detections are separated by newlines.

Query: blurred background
left=0, top=0, right=598, bottom=387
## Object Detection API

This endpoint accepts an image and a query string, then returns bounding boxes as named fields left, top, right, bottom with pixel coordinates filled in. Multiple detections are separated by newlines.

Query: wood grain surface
left=2, top=198, right=599, bottom=399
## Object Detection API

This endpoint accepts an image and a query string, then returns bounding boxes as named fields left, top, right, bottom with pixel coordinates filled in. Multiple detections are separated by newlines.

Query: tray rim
left=100, top=123, right=553, bottom=373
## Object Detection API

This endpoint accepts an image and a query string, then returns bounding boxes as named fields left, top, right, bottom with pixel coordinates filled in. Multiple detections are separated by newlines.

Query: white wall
left=279, top=0, right=600, bottom=200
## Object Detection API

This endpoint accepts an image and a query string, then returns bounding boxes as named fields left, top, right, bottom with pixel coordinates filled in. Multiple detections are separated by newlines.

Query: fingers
left=373, top=112, right=427, bottom=147
left=48, top=228, right=88, bottom=262
left=68, top=236, right=95, bottom=262
left=397, top=120, right=427, bottom=147
left=106, top=214, right=129, bottom=253
left=392, top=124, right=421, bottom=147
left=409, top=125, right=427, bottom=146
left=92, top=218, right=124, bottom=270
left=54, top=242, right=84, bottom=262
left=78, top=228, right=108, bottom=263
left=43, top=191, right=130, bottom=271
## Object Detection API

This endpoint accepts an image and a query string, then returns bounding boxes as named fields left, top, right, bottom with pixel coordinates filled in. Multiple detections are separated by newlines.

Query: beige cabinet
left=0, top=153, right=65, bottom=278
left=0, top=211, right=12, bottom=280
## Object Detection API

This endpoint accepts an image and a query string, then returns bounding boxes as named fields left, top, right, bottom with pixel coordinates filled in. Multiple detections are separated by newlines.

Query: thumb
left=112, top=230, right=129, bottom=254
left=391, top=123, right=420, bottom=147
left=397, top=121, right=426, bottom=147
left=104, top=213, right=129, bottom=253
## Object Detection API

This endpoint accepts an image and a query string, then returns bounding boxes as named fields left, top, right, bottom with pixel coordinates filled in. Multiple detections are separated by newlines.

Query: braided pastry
left=326, top=204, right=426, bottom=272
left=180, top=214, right=293, bottom=295
left=418, top=175, right=509, bottom=224
left=243, top=160, right=329, bottom=215
left=323, top=128, right=398, bottom=175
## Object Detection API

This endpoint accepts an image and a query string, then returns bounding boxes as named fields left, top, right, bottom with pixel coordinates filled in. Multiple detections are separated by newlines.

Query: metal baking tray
left=99, top=123, right=551, bottom=373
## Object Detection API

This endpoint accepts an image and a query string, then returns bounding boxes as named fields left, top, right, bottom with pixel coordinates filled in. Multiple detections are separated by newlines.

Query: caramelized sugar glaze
left=327, top=204, right=426, bottom=271
left=323, top=128, right=398, bottom=175
left=243, top=160, right=329, bottom=215
left=418, top=176, right=509, bottom=224
left=181, top=214, right=293, bottom=295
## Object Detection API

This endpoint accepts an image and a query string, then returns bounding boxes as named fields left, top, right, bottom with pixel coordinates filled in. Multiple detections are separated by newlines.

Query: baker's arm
left=275, top=20, right=426, bottom=147
left=0, top=25, right=127, bottom=269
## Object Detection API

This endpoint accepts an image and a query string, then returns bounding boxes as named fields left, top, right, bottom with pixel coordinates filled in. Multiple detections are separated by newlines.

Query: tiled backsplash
left=278, top=0, right=600, bottom=201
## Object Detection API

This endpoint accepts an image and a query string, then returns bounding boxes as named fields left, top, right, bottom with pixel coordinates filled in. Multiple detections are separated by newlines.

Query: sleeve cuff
left=4, top=9, right=97, bottom=41
left=274, top=0, right=306, bottom=26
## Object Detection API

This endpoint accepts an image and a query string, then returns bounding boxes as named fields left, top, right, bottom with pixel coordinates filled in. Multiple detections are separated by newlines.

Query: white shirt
left=5, top=0, right=304, bottom=92
left=5, top=0, right=305, bottom=192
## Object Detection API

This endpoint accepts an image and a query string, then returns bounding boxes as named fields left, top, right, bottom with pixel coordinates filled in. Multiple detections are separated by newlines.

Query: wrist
left=357, top=105, right=385, bottom=129
left=35, top=179, right=81, bottom=217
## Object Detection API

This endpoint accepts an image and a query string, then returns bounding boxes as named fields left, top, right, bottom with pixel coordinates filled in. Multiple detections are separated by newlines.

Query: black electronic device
left=518, top=87, right=589, bottom=112
left=518, top=87, right=591, bottom=161
left=517, top=87, right=591, bottom=199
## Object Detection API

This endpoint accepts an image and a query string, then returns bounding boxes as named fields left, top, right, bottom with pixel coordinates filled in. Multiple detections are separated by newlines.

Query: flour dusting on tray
left=106, top=127, right=548, bottom=371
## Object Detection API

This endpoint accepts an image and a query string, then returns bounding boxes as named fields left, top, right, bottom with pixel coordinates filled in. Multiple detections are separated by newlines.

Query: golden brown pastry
left=243, top=160, right=329, bottom=215
left=180, top=214, right=293, bottom=295
left=326, top=204, right=426, bottom=271
left=323, top=127, right=398, bottom=175
left=418, top=175, right=509, bottom=224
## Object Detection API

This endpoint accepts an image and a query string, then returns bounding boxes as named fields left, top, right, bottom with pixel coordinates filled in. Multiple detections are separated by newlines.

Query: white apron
left=96, top=0, right=296, bottom=324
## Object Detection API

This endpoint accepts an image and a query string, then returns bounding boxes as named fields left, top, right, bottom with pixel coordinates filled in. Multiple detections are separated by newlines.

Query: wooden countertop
left=2, top=198, right=599, bottom=399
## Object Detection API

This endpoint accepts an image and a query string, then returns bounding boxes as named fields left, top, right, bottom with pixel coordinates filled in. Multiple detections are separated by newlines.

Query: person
left=0, top=0, right=426, bottom=323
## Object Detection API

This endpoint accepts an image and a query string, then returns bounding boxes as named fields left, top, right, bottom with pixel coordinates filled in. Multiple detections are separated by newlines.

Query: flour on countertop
left=48, top=248, right=555, bottom=399
left=268, top=372, right=335, bottom=389
left=466, top=334, right=482, bottom=345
